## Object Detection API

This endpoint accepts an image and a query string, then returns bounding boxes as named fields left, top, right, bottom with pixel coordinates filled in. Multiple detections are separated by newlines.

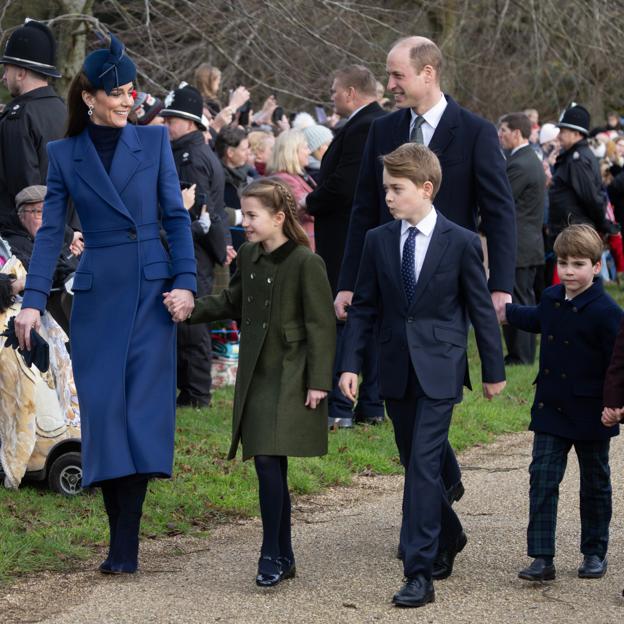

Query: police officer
left=0, top=20, right=67, bottom=229
left=549, top=104, right=608, bottom=236
left=161, top=83, right=229, bottom=408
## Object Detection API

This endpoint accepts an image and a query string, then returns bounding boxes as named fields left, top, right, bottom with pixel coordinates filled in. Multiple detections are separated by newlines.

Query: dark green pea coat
left=190, top=239, right=336, bottom=460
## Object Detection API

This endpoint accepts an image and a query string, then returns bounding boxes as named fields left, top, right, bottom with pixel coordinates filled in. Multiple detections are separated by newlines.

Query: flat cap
left=15, top=185, right=46, bottom=210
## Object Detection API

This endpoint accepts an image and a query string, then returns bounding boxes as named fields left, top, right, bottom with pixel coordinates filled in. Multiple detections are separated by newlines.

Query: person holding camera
left=162, top=84, right=229, bottom=408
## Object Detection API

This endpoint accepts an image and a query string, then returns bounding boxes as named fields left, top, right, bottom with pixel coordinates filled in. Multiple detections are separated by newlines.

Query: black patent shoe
left=432, top=531, right=467, bottom=580
left=518, top=558, right=556, bottom=581
left=578, top=555, right=607, bottom=579
left=278, top=555, right=297, bottom=580
left=392, top=575, right=435, bottom=608
left=256, top=555, right=283, bottom=587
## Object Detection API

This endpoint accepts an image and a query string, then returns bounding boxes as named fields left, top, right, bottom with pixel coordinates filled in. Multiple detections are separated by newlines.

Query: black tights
left=254, top=455, right=293, bottom=560
left=100, top=474, right=149, bottom=570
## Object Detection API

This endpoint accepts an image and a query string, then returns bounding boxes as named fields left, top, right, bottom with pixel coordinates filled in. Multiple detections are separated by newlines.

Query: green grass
left=2, top=283, right=622, bottom=582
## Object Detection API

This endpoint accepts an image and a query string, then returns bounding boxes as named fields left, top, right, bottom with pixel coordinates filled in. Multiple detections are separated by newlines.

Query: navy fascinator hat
left=82, top=33, right=136, bottom=94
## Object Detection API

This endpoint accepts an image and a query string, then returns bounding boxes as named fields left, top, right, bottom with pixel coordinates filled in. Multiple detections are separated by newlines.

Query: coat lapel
left=109, top=124, right=143, bottom=197
left=408, top=214, right=450, bottom=310
left=73, top=128, right=132, bottom=220
left=428, top=95, right=459, bottom=156
left=392, top=108, right=412, bottom=146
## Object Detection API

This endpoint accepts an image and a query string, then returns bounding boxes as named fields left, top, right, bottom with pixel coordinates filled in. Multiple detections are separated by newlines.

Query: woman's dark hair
left=0, top=274, right=16, bottom=313
left=66, top=71, right=97, bottom=137
left=215, top=126, right=247, bottom=160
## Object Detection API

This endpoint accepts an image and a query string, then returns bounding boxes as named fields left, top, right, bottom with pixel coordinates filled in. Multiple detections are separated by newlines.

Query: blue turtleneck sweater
left=87, top=122, right=122, bottom=173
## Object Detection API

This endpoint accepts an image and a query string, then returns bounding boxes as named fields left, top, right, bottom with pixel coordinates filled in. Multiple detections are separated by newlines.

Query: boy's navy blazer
left=338, top=95, right=516, bottom=295
left=340, top=212, right=505, bottom=402
left=507, top=280, right=622, bottom=440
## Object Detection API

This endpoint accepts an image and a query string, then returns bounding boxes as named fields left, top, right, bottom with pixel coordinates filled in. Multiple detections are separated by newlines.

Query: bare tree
left=1, top=0, right=623, bottom=124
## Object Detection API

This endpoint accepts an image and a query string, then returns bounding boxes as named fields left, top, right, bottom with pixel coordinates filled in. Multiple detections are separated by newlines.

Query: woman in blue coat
left=14, top=35, right=196, bottom=574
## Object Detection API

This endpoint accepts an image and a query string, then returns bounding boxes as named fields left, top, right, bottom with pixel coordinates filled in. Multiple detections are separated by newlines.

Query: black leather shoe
left=256, top=555, right=283, bottom=587
left=432, top=531, right=467, bottom=580
left=518, top=558, right=556, bottom=581
left=392, top=575, right=435, bottom=608
left=99, top=561, right=137, bottom=575
left=354, top=414, right=384, bottom=426
left=578, top=555, right=607, bottom=579
left=447, top=481, right=465, bottom=505
left=278, top=555, right=297, bottom=580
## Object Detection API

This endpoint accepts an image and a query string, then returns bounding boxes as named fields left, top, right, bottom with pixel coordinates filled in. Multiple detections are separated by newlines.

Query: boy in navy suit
left=339, top=143, right=506, bottom=607
left=504, top=224, right=622, bottom=582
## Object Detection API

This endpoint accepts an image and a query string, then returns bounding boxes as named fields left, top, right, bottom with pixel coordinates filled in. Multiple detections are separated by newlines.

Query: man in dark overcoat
left=162, top=84, right=229, bottom=408
left=0, top=20, right=67, bottom=229
left=498, top=112, right=546, bottom=365
left=306, top=65, right=386, bottom=428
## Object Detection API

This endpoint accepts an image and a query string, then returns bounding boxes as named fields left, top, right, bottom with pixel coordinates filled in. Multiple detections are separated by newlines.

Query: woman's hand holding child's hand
left=305, top=389, right=327, bottom=409
left=163, top=289, right=195, bottom=323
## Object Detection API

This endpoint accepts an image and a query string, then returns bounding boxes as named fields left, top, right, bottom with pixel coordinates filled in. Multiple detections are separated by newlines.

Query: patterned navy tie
left=402, top=226, right=418, bottom=304
left=410, top=115, right=425, bottom=144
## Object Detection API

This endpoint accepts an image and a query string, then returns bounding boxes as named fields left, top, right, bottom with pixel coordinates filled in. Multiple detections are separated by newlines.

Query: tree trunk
left=52, top=0, right=94, bottom=98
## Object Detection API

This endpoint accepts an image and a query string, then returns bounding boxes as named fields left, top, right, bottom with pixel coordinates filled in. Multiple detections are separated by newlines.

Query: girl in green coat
left=165, top=177, right=335, bottom=587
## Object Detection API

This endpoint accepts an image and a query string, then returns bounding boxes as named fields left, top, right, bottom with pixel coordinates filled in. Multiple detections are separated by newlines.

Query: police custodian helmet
left=0, top=19, right=61, bottom=78
left=161, top=82, right=208, bottom=131
left=557, top=103, right=591, bottom=136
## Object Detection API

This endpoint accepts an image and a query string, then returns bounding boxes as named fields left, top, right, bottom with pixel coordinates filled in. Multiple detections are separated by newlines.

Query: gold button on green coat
left=190, top=240, right=336, bottom=460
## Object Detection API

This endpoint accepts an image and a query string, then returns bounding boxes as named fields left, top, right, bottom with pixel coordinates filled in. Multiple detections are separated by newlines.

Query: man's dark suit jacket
left=306, top=101, right=385, bottom=293
left=338, top=95, right=516, bottom=295
left=506, top=144, right=545, bottom=268
left=339, top=213, right=505, bottom=402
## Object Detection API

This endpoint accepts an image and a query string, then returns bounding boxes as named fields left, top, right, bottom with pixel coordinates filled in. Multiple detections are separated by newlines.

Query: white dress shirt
left=510, top=141, right=530, bottom=156
left=400, top=208, right=437, bottom=282
left=347, top=104, right=367, bottom=121
left=409, top=95, right=448, bottom=146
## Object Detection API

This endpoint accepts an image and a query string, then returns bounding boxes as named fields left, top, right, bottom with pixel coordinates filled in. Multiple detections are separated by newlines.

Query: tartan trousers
left=527, top=432, right=612, bottom=558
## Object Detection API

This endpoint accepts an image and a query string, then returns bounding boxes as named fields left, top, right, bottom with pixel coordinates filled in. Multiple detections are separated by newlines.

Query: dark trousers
left=329, top=322, right=384, bottom=420
left=177, top=321, right=212, bottom=407
left=386, top=367, right=463, bottom=579
left=527, top=432, right=611, bottom=558
left=503, top=265, right=538, bottom=364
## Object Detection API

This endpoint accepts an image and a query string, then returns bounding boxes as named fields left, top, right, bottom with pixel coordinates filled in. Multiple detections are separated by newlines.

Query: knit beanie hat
left=303, top=124, right=333, bottom=153
left=131, top=92, right=164, bottom=125
left=539, top=123, right=559, bottom=145
left=292, top=111, right=316, bottom=130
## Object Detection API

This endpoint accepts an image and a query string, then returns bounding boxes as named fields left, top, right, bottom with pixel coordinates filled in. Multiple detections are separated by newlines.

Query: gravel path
left=2, top=431, right=624, bottom=623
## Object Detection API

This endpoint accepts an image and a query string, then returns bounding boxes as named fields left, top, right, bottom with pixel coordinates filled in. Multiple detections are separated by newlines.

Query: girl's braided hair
left=241, top=177, right=311, bottom=248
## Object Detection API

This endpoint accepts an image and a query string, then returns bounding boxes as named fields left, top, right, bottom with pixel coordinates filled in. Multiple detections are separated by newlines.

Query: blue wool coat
left=506, top=279, right=622, bottom=440
left=22, top=124, right=196, bottom=486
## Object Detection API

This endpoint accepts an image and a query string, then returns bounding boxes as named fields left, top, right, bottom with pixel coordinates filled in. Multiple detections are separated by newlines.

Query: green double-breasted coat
left=190, top=240, right=336, bottom=460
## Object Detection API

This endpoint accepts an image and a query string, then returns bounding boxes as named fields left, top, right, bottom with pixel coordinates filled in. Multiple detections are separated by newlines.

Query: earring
left=88, top=104, right=94, bottom=117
